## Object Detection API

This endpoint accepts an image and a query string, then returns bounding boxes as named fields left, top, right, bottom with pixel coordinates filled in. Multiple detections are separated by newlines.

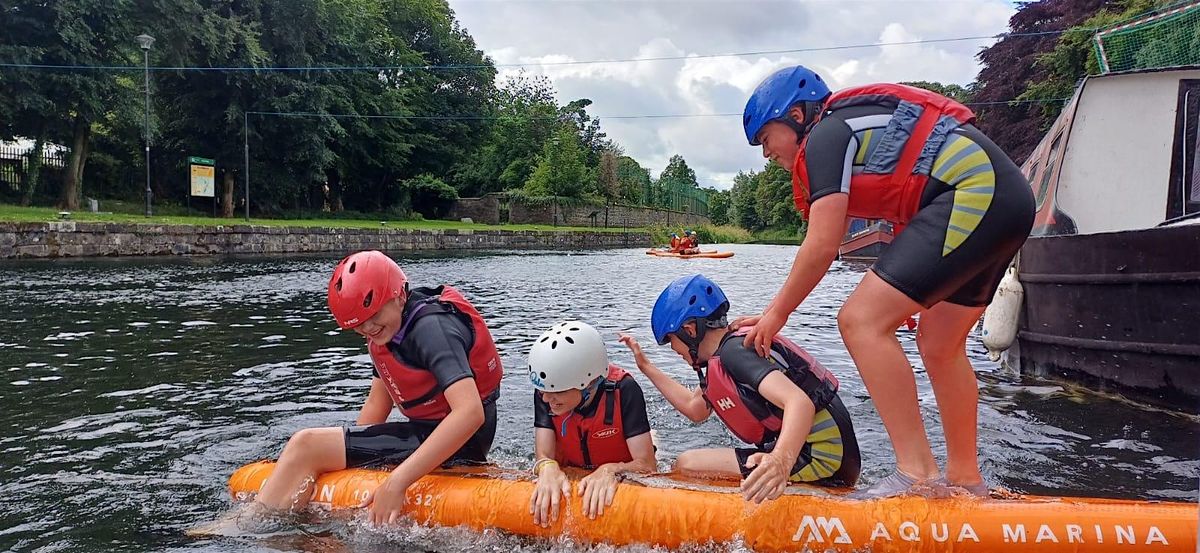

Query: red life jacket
left=367, top=285, right=502, bottom=421
left=702, top=327, right=840, bottom=446
left=551, top=364, right=634, bottom=468
left=792, top=83, right=976, bottom=229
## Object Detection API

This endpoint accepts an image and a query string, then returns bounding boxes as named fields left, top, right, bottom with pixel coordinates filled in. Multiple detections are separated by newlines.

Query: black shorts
left=873, top=126, right=1035, bottom=308
left=343, top=400, right=497, bottom=468
left=735, top=395, right=861, bottom=487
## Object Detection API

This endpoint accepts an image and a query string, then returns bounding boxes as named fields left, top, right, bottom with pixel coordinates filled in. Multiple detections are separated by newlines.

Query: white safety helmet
left=528, top=321, right=608, bottom=392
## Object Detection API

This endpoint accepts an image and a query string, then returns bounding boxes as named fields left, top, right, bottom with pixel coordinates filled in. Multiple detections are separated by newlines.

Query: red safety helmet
left=327, top=250, right=407, bottom=329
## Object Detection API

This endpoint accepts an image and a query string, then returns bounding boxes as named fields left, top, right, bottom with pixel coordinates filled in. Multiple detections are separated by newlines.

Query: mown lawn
left=0, top=204, right=643, bottom=233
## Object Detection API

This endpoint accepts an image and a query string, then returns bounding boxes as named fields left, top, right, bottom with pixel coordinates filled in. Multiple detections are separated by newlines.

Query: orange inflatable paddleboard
left=646, top=249, right=735, bottom=259
left=228, top=461, right=1198, bottom=552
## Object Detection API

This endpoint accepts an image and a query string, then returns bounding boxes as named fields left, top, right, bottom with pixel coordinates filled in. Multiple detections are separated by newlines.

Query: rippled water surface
left=1, top=245, right=1196, bottom=552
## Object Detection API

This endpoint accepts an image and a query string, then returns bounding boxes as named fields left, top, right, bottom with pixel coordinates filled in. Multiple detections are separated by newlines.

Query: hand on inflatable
left=742, top=310, right=786, bottom=358
left=729, top=314, right=762, bottom=330
left=361, top=473, right=412, bottom=526
left=617, top=333, right=649, bottom=368
left=578, top=466, right=620, bottom=519
left=529, top=463, right=570, bottom=528
left=741, top=452, right=789, bottom=503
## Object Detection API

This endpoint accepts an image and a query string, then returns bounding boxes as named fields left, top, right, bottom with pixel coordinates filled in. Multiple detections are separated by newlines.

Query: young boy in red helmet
left=247, top=250, right=502, bottom=526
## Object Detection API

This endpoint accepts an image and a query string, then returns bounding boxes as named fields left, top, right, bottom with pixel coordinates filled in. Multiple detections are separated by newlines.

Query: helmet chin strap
left=676, top=316, right=729, bottom=385
left=578, top=375, right=605, bottom=406
left=783, top=100, right=827, bottom=143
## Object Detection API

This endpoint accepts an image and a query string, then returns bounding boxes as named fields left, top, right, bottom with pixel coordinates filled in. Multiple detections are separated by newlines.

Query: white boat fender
left=981, top=266, right=1023, bottom=361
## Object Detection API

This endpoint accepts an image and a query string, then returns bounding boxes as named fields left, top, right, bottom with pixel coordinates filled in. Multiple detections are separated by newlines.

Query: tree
left=1016, top=0, right=1189, bottom=123
left=900, top=80, right=975, bottom=104
left=560, top=98, right=610, bottom=167
left=615, top=155, right=651, bottom=204
left=973, top=0, right=1110, bottom=164
left=730, top=169, right=763, bottom=230
left=524, top=127, right=589, bottom=198
left=754, top=162, right=801, bottom=230
left=706, top=187, right=731, bottom=225
left=656, top=154, right=698, bottom=209
left=0, top=0, right=143, bottom=209
left=453, top=71, right=559, bottom=196
left=596, top=149, right=620, bottom=200
left=399, top=173, right=458, bottom=218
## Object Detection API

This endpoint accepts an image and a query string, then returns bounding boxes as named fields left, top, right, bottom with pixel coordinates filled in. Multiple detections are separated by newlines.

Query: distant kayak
left=646, top=249, right=734, bottom=259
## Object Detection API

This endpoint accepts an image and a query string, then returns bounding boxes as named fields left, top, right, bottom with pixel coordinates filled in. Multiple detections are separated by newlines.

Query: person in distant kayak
left=620, top=274, right=860, bottom=503
left=527, top=321, right=656, bottom=526
left=249, top=251, right=502, bottom=526
left=680, top=230, right=701, bottom=255
left=735, top=65, right=1034, bottom=498
left=669, top=232, right=683, bottom=253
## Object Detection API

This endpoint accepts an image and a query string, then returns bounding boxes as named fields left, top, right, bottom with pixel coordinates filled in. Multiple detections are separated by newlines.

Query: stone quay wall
left=0, top=222, right=650, bottom=258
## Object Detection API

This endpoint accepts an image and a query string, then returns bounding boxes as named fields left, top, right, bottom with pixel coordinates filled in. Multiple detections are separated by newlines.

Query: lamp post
left=550, top=136, right=559, bottom=226
left=135, top=34, right=155, bottom=217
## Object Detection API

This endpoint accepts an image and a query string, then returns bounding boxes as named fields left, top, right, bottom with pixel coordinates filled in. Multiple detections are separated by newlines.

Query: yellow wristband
left=533, top=458, right=558, bottom=477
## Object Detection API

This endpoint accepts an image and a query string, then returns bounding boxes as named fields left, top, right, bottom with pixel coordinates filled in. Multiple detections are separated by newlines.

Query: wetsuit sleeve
left=397, top=312, right=476, bottom=392
left=617, top=377, right=651, bottom=438
left=534, top=391, right=553, bottom=429
left=716, top=338, right=781, bottom=391
left=803, top=118, right=857, bottom=205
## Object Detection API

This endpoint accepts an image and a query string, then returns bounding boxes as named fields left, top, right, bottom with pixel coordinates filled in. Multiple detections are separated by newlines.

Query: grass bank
left=647, top=224, right=753, bottom=246
left=748, top=227, right=805, bottom=245
left=0, top=203, right=643, bottom=233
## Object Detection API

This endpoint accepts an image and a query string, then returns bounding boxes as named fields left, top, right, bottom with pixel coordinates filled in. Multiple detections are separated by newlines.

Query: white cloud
left=449, top=0, right=1016, bottom=188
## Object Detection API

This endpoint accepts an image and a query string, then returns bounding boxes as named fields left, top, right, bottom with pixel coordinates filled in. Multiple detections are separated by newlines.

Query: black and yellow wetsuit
left=802, top=101, right=1035, bottom=306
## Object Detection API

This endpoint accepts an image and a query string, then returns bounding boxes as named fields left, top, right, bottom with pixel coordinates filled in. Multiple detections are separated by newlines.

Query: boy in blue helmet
left=738, top=65, right=1032, bottom=498
left=618, top=274, right=860, bottom=503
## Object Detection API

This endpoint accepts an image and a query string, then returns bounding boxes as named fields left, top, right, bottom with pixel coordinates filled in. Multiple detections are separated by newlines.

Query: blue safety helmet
left=651, top=274, right=730, bottom=345
left=743, top=65, right=831, bottom=146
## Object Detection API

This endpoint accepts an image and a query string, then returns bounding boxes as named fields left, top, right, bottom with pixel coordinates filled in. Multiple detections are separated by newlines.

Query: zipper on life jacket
left=579, top=425, right=592, bottom=468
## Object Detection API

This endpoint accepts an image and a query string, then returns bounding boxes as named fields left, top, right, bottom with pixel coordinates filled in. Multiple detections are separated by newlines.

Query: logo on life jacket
left=715, top=397, right=736, bottom=411
left=592, top=428, right=619, bottom=439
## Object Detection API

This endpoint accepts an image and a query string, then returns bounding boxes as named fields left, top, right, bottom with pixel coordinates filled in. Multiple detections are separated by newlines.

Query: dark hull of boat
left=1016, top=224, right=1200, bottom=410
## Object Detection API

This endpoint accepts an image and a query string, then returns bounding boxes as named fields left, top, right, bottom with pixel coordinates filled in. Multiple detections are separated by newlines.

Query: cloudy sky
left=446, top=0, right=1017, bottom=189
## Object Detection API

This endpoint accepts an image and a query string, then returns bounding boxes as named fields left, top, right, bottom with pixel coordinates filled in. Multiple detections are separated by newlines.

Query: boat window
left=1036, top=133, right=1063, bottom=210
left=1190, top=94, right=1199, bottom=206
left=1025, top=159, right=1041, bottom=185
left=1169, top=80, right=1200, bottom=218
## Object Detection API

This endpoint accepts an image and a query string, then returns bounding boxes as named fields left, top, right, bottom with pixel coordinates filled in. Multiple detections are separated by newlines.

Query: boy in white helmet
left=527, top=321, right=656, bottom=527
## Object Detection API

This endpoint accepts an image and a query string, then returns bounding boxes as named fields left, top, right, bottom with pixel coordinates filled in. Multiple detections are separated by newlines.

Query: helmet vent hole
left=335, top=278, right=343, bottom=292
left=688, top=295, right=697, bottom=305
left=362, top=290, right=374, bottom=308
left=815, top=73, right=822, bottom=81
left=569, top=327, right=579, bottom=331
left=706, top=286, right=713, bottom=295
left=551, top=340, right=558, bottom=349
left=539, top=372, right=547, bottom=379
left=564, top=336, right=574, bottom=344
left=348, top=262, right=357, bottom=273
left=539, top=336, right=549, bottom=343
left=798, top=78, right=807, bottom=88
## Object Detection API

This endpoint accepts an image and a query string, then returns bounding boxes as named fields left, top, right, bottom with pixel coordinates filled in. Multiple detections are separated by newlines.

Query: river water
left=1, top=245, right=1196, bottom=552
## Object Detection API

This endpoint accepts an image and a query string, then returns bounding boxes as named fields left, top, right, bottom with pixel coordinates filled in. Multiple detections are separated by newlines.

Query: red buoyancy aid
left=792, top=83, right=976, bottom=227
left=552, top=364, right=634, bottom=468
left=367, top=285, right=503, bottom=421
left=703, top=327, right=840, bottom=446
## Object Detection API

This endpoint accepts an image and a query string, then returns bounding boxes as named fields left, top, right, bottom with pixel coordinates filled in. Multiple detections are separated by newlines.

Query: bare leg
left=916, top=301, right=986, bottom=489
left=838, top=271, right=939, bottom=480
left=674, top=448, right=741, bottom=478
left=255, top=427, right=348, bottom=511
